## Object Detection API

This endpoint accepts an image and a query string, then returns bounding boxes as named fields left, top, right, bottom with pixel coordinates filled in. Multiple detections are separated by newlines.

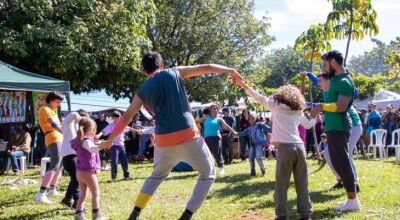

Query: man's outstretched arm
left=176, top=64, right=240, bottom=79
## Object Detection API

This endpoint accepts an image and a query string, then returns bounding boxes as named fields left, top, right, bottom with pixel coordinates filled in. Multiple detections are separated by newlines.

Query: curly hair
left=273, top=84, right=305, bottom=111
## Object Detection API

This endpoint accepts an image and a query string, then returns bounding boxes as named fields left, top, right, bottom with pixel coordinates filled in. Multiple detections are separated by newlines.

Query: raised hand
left=99, top=139, right=113, bottom=150
left=299, top=71, right=307, bottom=79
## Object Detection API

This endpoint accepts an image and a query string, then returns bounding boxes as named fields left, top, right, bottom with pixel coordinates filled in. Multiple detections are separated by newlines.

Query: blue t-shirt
left=137, top=68, right=199, bottom=146
left=203, top=115, right=221, bottom=138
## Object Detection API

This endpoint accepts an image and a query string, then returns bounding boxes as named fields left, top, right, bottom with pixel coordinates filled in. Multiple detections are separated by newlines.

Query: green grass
left=0, top=157, right=400, bottom=220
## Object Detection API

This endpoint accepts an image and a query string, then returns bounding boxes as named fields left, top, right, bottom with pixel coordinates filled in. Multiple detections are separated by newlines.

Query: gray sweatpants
left=45, top=142, right=62, bottom=171
left=274, top=143, right=312, bottom=219
left=140, top=137, right=216, bottom=213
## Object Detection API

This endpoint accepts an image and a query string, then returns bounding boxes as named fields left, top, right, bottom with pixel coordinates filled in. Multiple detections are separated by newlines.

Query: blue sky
left=253, top=0, right=400, bottom=58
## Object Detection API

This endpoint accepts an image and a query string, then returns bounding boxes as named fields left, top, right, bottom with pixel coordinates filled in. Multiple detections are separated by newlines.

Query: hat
left=222, top=107, right=230, bottom=113
left=112, top=110, right=121, bottom=117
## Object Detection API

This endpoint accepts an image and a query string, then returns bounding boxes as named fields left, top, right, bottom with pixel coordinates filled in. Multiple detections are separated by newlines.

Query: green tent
left=0, top=61, right=70, bottom=92
left=0, top=61, right=71, bottom=125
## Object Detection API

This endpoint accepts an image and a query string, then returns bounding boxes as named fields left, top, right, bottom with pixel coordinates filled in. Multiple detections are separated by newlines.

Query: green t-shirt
left=323, top=73, right=355, bottom=132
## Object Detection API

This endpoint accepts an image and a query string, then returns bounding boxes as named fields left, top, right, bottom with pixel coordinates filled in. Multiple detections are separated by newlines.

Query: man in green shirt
left=310, top=50, right=360, bottom=212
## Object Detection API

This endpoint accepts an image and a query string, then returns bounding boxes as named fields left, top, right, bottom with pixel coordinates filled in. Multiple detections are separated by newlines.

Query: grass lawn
left=0, top=156, right=399, bottom=220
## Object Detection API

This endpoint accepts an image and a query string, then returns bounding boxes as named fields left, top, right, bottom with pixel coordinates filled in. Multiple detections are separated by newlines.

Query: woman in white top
left=60, top=109, right=89, bottom=209
left=232, top=77, right=317, bottom=220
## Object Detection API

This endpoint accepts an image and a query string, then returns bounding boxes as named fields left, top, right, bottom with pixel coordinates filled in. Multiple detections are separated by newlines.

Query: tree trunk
left=344, top=7, right=354, bottom=67
left=309, top=47, right=321, bottom=158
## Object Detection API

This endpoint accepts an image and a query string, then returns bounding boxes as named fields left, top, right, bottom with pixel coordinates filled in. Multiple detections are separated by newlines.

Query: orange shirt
left=38, top=105, right=63, bottom=146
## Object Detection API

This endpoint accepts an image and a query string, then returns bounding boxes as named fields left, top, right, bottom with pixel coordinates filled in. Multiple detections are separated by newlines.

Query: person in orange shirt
left=35, top=91, right=64, bottom=204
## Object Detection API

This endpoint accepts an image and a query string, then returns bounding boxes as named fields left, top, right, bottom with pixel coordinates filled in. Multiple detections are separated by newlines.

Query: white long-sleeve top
left=82, top=139, right=101, bottom=153
left=245, top=87, right=316, bottom=144
left=60, top=112, right=79, bottom=157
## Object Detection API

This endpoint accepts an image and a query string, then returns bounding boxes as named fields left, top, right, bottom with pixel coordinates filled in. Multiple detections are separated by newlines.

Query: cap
left=112, top=110, right=121, bottom=117
left=222, top=107, right=230, bottom=113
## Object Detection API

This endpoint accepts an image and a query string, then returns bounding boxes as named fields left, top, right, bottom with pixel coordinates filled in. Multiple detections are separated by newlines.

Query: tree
left=348, top=38, right=395, bottom=76
left=352, top=73, right=383, bottom=100
left=147, top=0, right=273, bottom=103
left=0, top=0, right=155, bottom=100
left=262, top=46, right=311, bottom=88
left=326, top=0, right=379, bottom=66
left=294, top=23, right=331, bottom=72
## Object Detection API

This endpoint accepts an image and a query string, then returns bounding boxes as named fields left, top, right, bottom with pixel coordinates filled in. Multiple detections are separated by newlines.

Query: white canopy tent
left=355, top=89, right=400, bottom=110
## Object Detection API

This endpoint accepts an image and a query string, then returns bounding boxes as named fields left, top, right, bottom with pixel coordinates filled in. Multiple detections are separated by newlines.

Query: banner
left=32, top=91, right=49, bottom=125
left=0, top=91, right=27, bottom=123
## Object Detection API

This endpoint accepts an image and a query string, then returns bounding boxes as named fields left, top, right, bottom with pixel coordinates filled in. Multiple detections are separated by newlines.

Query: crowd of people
left=1, top=50, right=399, bottom=220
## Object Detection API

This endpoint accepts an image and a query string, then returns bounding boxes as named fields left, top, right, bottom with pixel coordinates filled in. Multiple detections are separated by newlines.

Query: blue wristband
left=51, top=122, right=58, bottom=129
left=307, top=72, right=319, bottom=86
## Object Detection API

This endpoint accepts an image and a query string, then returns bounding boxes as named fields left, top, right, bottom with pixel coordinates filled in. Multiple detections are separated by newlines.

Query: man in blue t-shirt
left=100, top=52, right=240, bottom=220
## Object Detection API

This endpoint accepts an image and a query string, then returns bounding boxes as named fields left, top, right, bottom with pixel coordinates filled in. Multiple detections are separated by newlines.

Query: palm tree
left=294, top=23, right=331, bottom=159
left=326, top=0, right=379, bottom=66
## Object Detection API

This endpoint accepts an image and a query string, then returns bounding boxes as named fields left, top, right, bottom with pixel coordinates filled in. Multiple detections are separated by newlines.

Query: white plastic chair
left=6, top=156, right=27, bottom=174
left=40, top=157, right=51, bottom=177
left=368, top=129, right=387, bottom=159
left=387, top=128, right=400, bottom=163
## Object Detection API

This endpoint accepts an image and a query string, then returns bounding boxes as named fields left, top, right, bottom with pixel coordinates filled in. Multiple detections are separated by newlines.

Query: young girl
left=71, top=117, right=106, bottom=220
left=239, top=112, right=272, bottom=176
left=233, top=77, right=317, bottom=220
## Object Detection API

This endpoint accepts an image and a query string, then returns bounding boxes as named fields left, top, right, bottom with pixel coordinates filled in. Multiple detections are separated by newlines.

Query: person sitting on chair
left=0, top=125, right=31, bottom=175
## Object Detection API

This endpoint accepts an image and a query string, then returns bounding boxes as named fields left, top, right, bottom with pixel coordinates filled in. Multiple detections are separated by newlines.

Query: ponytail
left=77, top=116, right=96, bottom=144
left=77, top=125, right=84, bottom=144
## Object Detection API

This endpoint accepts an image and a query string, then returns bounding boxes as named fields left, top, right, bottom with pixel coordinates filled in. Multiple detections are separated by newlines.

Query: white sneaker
left=334, top=199, right=361, bottom=212
left=48, top=189, right=62, bottom=197
left=35, top=192, right=53, bottom=204
left=218, top=167, right=225, bottom=176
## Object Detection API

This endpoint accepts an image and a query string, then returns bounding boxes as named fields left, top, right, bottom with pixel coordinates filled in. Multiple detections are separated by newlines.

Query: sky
left=253, top=0, right=400, bottom=59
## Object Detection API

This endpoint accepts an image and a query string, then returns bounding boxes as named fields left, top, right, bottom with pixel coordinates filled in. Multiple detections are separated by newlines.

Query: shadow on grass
left=312, top=206, right=345, bottom=219
left=1, top=207, right=71, bottom=220
left=310, top=161, right=326, bottom=174
left=0, top=190, right=36, bottom=207
left=210, top=173, right=275, bottom=201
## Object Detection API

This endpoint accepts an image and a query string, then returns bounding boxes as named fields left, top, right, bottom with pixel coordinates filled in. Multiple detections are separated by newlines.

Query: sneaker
left=261, top=170, right=266, bottom=176
left=127, top=210, right=140, bottom=220
left=334, top=199, right=361, bottom=212
left=111, top=178, right=116, bottom=183
left=100, top=166, right=110, bottom=171
left=92, top=212, right=107, bottom=220
left=48, top=189, right=62, bottom=197
left=124, top=176, right=133, bottom=181
left=35, top=192, right=53, bottom=204
left=250, top=171, right=256, bottom=177
left=332, top=181, right=344, bottom=189
left=218, top=167, right=225, bottom=176
left=74, top=213, right=87, bottom=220
left=60, top=198, right=73, bottom=209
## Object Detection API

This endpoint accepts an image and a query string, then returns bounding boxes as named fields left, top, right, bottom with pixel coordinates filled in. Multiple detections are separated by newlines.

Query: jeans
left=111, top=145, right=130, bottom=179
left=137, top=134, right=149, bottom=157
left=239, top=136, right=251, bottom=161
left=9, top=151, right=25, bottom=172
left=249, top=144, right=265, bottom=173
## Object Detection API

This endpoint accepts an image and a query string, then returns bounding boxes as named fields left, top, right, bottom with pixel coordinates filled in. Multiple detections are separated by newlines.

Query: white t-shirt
left=245, top=87, right=316, bottom=144
left=60, top=112, right=79, bottom=157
